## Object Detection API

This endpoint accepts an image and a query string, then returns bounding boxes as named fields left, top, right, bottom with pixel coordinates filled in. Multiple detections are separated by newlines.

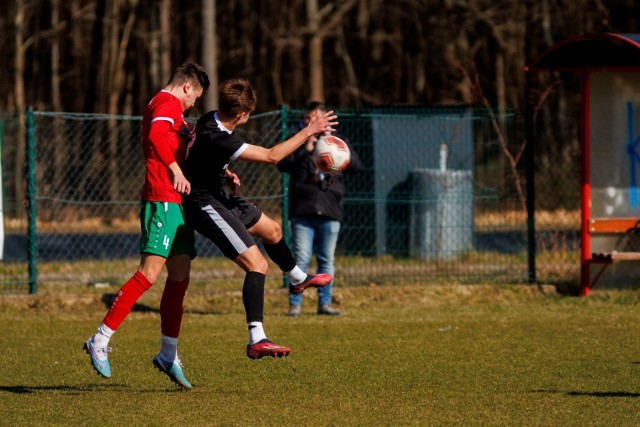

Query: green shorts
left=139, top=201, right=196, bottom=259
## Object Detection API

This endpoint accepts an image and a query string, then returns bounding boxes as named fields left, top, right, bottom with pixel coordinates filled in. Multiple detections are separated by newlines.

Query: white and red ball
left=313, top=135, right=351, bottom=174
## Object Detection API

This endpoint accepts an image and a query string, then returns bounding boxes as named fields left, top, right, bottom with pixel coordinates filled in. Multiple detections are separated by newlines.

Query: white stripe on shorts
left=201, top=205, right=249, bottom=254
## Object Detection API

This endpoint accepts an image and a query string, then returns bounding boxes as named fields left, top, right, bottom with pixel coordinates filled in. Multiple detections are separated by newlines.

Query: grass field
left=1, top=282, right=639, bottom=426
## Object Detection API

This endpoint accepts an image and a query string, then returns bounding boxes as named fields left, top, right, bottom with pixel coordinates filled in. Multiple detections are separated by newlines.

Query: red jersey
left=140, top=91, right=188, bottom=203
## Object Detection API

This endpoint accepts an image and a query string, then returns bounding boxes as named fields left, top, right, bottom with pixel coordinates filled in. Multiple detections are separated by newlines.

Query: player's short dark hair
left=305, top=100, right=326, bottom=112
left=167, top=62, right=210, bottom=92
left=218, top=78, right=257, bottom=116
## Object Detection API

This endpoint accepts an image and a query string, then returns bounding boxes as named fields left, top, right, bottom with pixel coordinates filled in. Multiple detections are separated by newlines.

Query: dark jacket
left=277, top=134, right=362, bottom=222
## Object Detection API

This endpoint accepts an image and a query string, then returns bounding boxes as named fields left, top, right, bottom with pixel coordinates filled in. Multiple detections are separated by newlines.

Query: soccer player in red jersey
left=84, top=63, right=209, bottom=389
left=183, top=78, right=338, bottom=359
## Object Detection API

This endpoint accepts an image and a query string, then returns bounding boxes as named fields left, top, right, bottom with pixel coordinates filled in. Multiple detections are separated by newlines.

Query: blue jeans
left=289, top=216, right=341, bottom=307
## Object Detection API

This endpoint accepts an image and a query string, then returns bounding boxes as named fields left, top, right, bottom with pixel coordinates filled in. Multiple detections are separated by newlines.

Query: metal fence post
left=525, top=74, right=536, bottom=285
left=280, top=105, right=290, bottom=289
left=26, top=107, right=37, bottom=294
left=0, top=117, right=4, bottom=263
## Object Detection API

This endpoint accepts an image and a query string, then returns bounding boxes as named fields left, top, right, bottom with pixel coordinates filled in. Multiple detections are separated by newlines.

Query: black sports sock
left=264, top=238, right=296, bottom=272
left=242, top=271, right=265, bottom=323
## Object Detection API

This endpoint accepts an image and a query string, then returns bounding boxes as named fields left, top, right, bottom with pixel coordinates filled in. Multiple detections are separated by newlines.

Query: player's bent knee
left=272, top=222, right=283, bottom=238
left=245, top=258, right=269, bottom=274
left=138, top=261, right=164, bottom=284
left=251, top=254, right=269, bottom=274
left=264, top=222, right=283, bottom=244
left=234, top=248, right=269, bottom=274
left=248, top=215, right=283, bottom=244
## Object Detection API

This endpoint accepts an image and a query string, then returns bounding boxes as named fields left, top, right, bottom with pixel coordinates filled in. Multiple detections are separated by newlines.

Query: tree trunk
left=271, top=39, right=284, bottom=106
left=160, top=0, right=171, bottom=80
left=306, top=0, right=359, bottom=102
left=69, top=0, right=87, bottom=112
left=149, top=2, right=160, bottom=89
left=86, top=0, right=106, bottom=112
left=106, top=0, right=138, bottom=115
left=201, top=0, right=218, bottom=110
left=51, top=0, right=66, bottom=221
left=306, top=0, right=324, bottom=101
left=50, top=0, right=61, bottom=113
left=106, top=0, right=139, bottom=221
left=335, top=27, right=358, bottom=106
left=14, top=0, right=26, bottom=217
left=495, top=49, right=506, bottom=128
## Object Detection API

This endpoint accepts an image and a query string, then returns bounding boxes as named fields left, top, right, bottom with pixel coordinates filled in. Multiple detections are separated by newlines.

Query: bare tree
left=306, top=0, right=322, bottom=101
left=50, top=0, right=62, bottom=113
left=14, top=0, right=28, bottom=216
left=159, top=0, right=171, bottom=79
left=201, top=0, right=218, bottom=110
left=91, top=0, right=140, bottom=221
left=148, top=2, right=161, bottom=89
left=306, top=0, right=358, bottom=101
left=0, top=0, right=636, bottom=115
left=459, top=62, right=527, bottom=215
left=105, top=0, right=139, bottom=116
left=50, top=0, right=66, bottom=220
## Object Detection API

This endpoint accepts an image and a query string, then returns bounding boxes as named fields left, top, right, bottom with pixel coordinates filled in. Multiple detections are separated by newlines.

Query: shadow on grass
left=0, top=384, right=189, bottom=394
left=532, top=389, right=640, bottom=398
left=101, top=293, right=159, bottom=313
left=100, top=293, right=222, bottom=316
left=0, top=384, right=127, bottom=394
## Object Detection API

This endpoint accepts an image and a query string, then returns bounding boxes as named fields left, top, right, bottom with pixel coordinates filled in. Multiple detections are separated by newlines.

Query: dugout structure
left=527, top=33, right=640, bottom=295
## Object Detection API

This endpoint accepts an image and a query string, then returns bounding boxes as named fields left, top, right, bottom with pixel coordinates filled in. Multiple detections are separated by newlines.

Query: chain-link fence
left=531, top=109, right=581, bottom=287
left=0, top=107, right=582, bottom=293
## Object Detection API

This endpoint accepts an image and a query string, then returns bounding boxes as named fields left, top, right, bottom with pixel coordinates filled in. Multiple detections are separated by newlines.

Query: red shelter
left=527, top=33, right=640, bottom=295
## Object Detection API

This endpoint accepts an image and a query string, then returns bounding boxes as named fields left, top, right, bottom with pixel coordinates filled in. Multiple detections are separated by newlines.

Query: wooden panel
left=610, top=251, right=640, bottom=260
left=589, top=218, right=640, bottom=233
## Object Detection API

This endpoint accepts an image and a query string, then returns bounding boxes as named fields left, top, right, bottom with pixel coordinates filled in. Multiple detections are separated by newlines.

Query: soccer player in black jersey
left=183, top=78, right=338, bottom=358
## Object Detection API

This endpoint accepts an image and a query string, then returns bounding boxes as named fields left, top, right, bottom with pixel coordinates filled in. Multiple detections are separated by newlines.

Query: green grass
left=1, top=283, right=640, bottom=425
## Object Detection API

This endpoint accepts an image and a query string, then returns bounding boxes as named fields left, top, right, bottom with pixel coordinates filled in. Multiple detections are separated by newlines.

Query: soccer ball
left=313, top=135, right=351, bottom=174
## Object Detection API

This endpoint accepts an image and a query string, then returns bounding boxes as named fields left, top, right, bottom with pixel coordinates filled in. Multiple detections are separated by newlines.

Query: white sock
left=160, top=335, right=178, bottom=362
left=92, top=323, right=114, bottom=347
left=288, top=266, right=307, bottom=285
left=248, top=321, right=267, bottom=345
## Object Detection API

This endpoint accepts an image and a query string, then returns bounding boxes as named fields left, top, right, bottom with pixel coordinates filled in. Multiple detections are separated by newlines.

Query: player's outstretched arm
left=239, top=110, right=338, bottom=164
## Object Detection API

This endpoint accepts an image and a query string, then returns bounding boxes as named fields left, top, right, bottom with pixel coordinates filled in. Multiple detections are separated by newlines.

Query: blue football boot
left=83, top=339, right=112, bottom=378
left=152, top=354, right=193, bottom=390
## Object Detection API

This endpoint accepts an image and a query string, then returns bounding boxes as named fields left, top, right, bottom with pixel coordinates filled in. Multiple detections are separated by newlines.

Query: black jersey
left=184, top=111, right=248, bottom=199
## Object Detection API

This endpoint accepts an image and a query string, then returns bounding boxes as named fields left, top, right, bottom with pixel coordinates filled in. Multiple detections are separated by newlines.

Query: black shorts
left=184, top=190, right=262, bottom=259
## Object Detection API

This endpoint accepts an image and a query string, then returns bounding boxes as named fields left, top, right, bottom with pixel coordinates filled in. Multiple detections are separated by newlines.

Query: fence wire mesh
left=0, top=107, right=582, bottom=293
left=285, top=107, right=530, bottom=286
left=532, top=112, right=581, bottom=286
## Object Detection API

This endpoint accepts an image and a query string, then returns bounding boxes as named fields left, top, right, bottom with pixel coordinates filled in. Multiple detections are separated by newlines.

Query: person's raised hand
left=306, top=110, right=338, bottom=136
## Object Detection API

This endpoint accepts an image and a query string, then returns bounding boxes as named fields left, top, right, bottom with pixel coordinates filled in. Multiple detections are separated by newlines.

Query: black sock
left=264, top=238, right=296, bottom=272
left=242, top=271, right=265, bottom=323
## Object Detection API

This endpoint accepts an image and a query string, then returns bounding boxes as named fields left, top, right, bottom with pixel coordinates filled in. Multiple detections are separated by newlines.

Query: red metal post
left=580, top=70, right=592, bottom=296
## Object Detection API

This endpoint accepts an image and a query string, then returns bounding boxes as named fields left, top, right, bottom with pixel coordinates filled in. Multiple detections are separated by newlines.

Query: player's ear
left=233, top=111, right=246, bottom=123
left=184, top=82, right=192, bottom=94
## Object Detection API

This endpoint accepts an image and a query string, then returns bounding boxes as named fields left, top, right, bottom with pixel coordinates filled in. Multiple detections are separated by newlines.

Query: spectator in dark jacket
left=278, top=101, right=362, bottom=316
